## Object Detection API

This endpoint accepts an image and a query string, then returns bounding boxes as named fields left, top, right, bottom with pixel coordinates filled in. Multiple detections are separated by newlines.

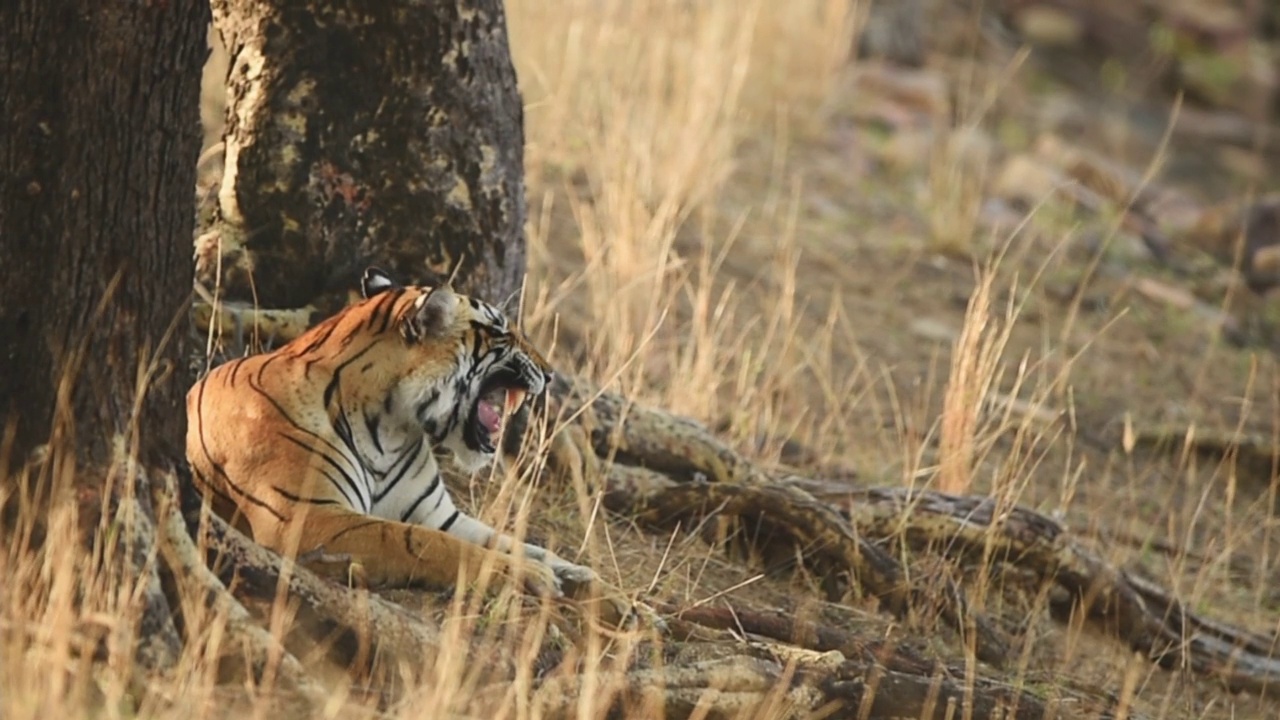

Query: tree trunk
left=202, top=0, right=528, bottom=314
left=0, top=1, right=209, bottom=469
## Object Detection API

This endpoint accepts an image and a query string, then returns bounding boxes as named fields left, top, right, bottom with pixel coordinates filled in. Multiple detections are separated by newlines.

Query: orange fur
left=186, top=276, right=566, bottom=596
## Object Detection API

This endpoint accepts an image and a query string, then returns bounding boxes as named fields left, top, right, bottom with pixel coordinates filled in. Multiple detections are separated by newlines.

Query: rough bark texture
left=0, top=0, right=208, bottom=467
left=201, top=0, right=527, bottom=316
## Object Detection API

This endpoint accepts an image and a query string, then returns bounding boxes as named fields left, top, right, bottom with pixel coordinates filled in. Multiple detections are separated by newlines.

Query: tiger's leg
left=242, top=505, right=562, bottom=596
left=441, top=512, right=597, bottom=589
left=439, top=511, right=658, bottom=630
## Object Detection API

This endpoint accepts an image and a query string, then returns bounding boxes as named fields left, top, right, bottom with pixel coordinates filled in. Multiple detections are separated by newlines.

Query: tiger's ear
left=403, top=288, right=456, bottom=341
left=361, top=267, right=400, bottom=299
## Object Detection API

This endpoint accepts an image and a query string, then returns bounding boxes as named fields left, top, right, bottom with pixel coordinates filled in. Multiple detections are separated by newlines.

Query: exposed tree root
left=600, top=463, right=1012, bottom=667
left=549, top=376, right=1280, bottom=696
left=102, top=473, right=183, bottom=675
left=659, top=602, right=931, bottom=671
left=553, top=377, right=1011, bottom=665
left=148, top=466, right=326, bottom=708
left=135, top=461, right=1095, bottom=718
left=524, top=634, right=1102, bottom=720
left=821, top=486, right=1280, bottom=697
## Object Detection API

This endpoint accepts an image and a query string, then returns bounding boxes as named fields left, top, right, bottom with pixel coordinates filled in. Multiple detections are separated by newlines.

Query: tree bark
left=0, top=0, right=208, bottom=469
left=202, top=0, right=528, bottom=314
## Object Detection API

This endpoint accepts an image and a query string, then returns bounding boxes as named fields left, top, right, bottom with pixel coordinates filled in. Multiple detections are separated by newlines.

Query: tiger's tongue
left=477, top=399, right=503, bottom=435
left=479, top=388, right=528, bottom=436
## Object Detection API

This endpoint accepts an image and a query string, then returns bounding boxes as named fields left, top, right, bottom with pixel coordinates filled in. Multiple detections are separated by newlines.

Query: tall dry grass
left=3, top=2, right=864, bottom=719
left=515, top=0, right=856, bottom=421
left=9, top=0, right=1274, bottom=716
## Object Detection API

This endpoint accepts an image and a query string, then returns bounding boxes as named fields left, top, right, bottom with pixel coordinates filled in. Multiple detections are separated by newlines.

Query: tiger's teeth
left=504, top=388, right=527, bottom=415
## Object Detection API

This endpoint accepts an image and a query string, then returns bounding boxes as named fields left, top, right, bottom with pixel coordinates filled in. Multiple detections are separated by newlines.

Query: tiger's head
left=360, top=267, right=553, bottom=473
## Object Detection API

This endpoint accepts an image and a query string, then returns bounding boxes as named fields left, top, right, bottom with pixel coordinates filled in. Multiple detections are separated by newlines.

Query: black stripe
left=329, top=519, right=383, bottom=543
left=429, top=483, right=446, bottom=512
left=190, top=467, right=251, bottom=514
left=373, top=438, right=422, bottom=503
left=363, top=412, right=383, bottom=454
left=256, top=352, right=283, bottom=380
left=323, top=374, right=340, bottom=409
left=246, top=376, right=355, bottom=463
left=323, top=344, right=380, bottom=460
left=270, top=485, right=342, bottom=506
left=295, top=318, right=340, bottom=356
left=227, top=358, right=247, bottom=385
left=192, top=462, right=286, bottom=522
left=437, top=509, right=460, bottom=532
left=370, top=291, right=402, bottom=334
left=192, top=377, right=287, bottom=522
left=337, top=325, right=360, bottom=351
left=333, top=409, right=356, bottom=453
left=247, top=383, right=348, bottom=459
left=321, top=470, right=363, bottom=509
left=429, top=413, right=450, bottom=444
left=276, top=433, right=363, bottom=509
left=442, top=376, right=472, bottom=442
left=400, top=474, right=441, bottom=522
left=414, top=388, right=442, bottom=425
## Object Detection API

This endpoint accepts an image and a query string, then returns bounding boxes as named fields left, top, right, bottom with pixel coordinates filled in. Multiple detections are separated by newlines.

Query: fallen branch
left=601, top=463, right=1011, bottom=667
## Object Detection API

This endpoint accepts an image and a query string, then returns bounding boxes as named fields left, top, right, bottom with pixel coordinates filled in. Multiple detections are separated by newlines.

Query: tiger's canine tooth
left=504, top=388, right=527, bottom=415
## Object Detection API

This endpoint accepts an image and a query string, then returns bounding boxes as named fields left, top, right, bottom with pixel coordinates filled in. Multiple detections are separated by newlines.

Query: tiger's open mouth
left=467, top=375, right=531, bottom=454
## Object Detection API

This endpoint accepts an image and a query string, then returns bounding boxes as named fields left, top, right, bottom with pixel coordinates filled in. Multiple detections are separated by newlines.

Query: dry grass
left=6, top=0, right=1280, bottom=718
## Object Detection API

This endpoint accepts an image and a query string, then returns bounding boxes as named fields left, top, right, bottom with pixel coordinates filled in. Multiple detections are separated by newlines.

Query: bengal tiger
left=185, top=267, right=597, bottom=598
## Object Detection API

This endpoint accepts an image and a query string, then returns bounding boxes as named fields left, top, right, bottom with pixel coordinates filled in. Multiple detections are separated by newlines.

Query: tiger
left=185, top=267, right=598, bottom=599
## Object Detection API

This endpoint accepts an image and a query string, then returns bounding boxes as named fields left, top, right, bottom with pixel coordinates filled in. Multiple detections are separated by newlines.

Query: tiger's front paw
left=546, top=557, right=597, bottom=595
left=541, top=560, right=668, bottom=634
left=618, top=598, right=668, bottom=634
left=515, top=557, right=566, bottom=599
left=580, top=592, right=668, bottom=634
